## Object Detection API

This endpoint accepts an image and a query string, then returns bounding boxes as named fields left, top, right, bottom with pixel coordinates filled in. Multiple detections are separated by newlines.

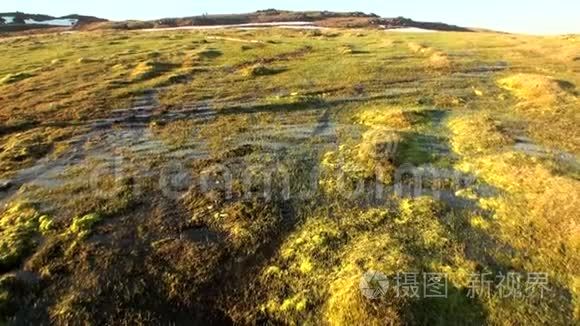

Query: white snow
left=382, top=27, right=436, bottom=33
left=237, top=21, right=314, bottom=27
left=141, top=21, right=324, bottom=32
left=1, top=16, right=15, bottom=24
left=23, top=18, right=78, bottom=26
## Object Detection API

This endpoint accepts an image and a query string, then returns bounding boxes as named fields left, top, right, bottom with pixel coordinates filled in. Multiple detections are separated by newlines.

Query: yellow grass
left=448, top=114, right=513, bottom=156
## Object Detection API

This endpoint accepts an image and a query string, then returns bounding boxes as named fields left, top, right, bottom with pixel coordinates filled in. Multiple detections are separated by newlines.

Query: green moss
left=280, top=293, right=308, bottom=313
left=38, top=215, right=54, bottom=234
left=0, top=203, right=44, bottom=272
left=264, top=266, right=282, bottom=278
left=69, top=213, right=102, bottom=238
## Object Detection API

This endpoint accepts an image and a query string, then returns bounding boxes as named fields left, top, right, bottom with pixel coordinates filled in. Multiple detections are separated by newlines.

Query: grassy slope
left=0, top=28, right=578, bottom=324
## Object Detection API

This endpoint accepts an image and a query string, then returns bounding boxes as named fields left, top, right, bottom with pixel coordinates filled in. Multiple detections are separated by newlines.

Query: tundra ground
left=0, top=28, right=579, bottom=325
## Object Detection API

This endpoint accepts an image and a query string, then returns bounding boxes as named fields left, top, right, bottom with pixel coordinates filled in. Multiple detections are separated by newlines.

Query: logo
left=359, top=270, right=389, bottom=299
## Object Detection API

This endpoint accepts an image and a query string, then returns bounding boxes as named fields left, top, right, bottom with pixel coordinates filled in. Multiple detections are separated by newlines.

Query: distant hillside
left=102, top=9, right=472, bottom=32
left=378, top=17, right=471, bottom=32
left=0, top=12, right=106, bottom=32
left=158, top=9, right=378, bottom=26
left=0, top=10, right=473, bottom=34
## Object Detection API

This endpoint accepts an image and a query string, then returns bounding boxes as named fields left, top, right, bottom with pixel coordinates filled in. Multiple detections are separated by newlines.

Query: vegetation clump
left=321, top=105, right=433, bottom=192
left=356, top=106, right=426, bottom=130
left=0, top=72, right=34, bottom=85
left=408, top=42, right=430, bottom=53
left=0, top=203, right=50, bottom=272
left=0, top=127, right=78, bottom=178
left=429, top=51, right=451, bottom=69
left=69, top=213, right=102, bottom=238
left=196, top=48, right=223, bottom=59
left=339, top=44, right=355, bottom=54
left=407, top=43, right=452, bottom=69
left=320, top=130, right=403, bottom=191
left=241, top=64, right=283, bottom=77
left=498, top=73, right=579, bottom=152
left=448, top=114, right=513, bottom=156
left=130, top=60, right=173, bottom=81
left=256, top=197, right=485, bottom=324
left=357, top=129, right=402, bottom=183
left=0, top=132, right=50, bottom=164
left=497, top=73, right=571, bottom=107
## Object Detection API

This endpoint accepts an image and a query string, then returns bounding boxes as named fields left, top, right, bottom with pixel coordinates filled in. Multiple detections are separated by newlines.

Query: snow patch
left=141, top=21, right=324, bottom=32
left=383, top=27, right=436, bottom=33
left=1, top=16, right=15, bottom=24
left=23, top=18, right=78, bottom=26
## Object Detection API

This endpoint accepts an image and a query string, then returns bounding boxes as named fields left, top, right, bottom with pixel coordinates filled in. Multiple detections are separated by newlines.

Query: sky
left=1, top=0, right=579, bottom=35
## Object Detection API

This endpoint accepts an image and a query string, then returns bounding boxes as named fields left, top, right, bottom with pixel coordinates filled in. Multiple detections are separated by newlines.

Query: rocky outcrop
left=379, top=16, right=472, bottom=32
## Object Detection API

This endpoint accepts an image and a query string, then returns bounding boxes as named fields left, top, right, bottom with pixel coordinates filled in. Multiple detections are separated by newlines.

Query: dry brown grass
left=407, top=43, right=451, bottom=70
left=149, top=239, right=224, bottom=303
left=339, top=44, right=355, bottom=55
left=130, top=60, right=171, bottom=81
left=448, top=114, right=514, bottom=156
left=408, top=42, right=430, bottom=54
left=356, top=106, right=424, bottom=130
left=497, top=73, right=571, bottom=108
left=498, top=73, right=579, bottom=153
left=429, top=51, right=451, bottom=69
left=241, top=64, right=282, bottom=77
left=357, top=129, right=402, bottom=184
left=323, top=238, right=406, bottom=325
left=458, top=153, right=580, bottom=294
left=0, top=126, right=81, bottom=178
